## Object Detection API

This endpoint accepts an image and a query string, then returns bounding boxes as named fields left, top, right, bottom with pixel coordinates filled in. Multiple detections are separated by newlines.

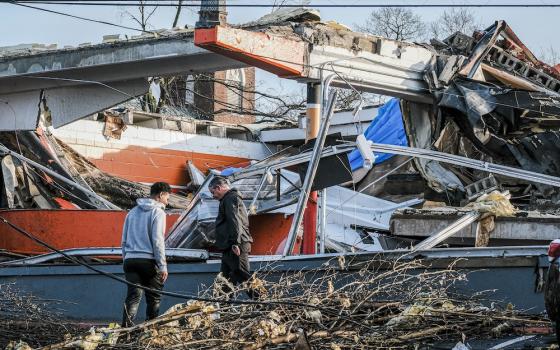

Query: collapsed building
left=0, top=8, right=559, bottom=250
left=195, top=12, right=560, bottom=210
left=0, top=5, right=559, bottom=331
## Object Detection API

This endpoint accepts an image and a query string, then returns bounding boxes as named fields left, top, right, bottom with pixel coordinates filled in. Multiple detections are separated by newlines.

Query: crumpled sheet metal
left=401, top=100, right=464, bottom=193
left=401, top=19, right=560, bottom=206
left=438, top=79, right=560, bottom=190
left=506, top=131, right=560, bottom=195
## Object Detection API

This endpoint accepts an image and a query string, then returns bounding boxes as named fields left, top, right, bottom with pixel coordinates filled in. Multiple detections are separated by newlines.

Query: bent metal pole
left=283, top=89, right=338, bottom=256
left=369, top=143, right=560, bottom=188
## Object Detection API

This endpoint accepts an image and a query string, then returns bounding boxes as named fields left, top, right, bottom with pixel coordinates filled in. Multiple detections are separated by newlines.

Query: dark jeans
left=220, top=242, right=258, bottom=298
left=122, top=258, right=164, bottom=327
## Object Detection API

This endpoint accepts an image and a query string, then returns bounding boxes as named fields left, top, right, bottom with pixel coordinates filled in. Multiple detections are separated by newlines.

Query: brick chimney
left=195, top=0, right=227, bottom=28
left=194, top=0, right=256, bottom=124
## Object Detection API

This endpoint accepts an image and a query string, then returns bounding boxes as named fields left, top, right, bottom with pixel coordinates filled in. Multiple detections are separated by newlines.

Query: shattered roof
left=0, top=8, right=321, bottom=59
left=241, top=7, right=321, bottom=28
left=0, top=27, right=194, bottom=59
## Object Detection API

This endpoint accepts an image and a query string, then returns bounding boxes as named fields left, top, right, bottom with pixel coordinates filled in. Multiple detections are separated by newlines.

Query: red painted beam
left=195, top=26, right=306, bottom=78
left=302, top=192, right=317, bottom=255
left=302, top=83, right=321, bottom=255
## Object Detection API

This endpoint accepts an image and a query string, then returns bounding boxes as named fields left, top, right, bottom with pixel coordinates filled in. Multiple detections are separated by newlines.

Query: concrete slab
left=390, top=208, right=560, bottom=246
left=0, top=32, right=247, bottom=130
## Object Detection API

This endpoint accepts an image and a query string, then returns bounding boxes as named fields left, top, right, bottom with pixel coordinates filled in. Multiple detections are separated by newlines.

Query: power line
left=8, top=1, right=560, bottom=6
left=5, top=0, right=559, bottom=38
left=0, top=214, right=380, bottom=335
left=5, top=0, right=156, bottom=33
left=5, top=0, right=560, bottom=119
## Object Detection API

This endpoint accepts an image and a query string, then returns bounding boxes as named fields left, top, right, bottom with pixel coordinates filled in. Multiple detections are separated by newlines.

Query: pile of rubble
left=425, top=21, right=560, bottom=210
left=240, top=15, right=560, bottom=212
left=16, top=258, right=550, bottom=350
left=0, top=130, right=189, bottom=210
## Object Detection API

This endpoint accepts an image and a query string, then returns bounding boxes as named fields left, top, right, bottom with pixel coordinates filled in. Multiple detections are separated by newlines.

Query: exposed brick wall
left=213, top=70, right=227, bottom=117
left=194, top=74, right=214, bottom=117
left=244, top=67, right=256, bottom=113
left=195, top=68, right=256, bottom=124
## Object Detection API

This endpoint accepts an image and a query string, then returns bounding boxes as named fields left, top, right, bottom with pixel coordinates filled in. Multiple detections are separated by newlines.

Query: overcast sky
left=2, top=1, right=560, bottom=98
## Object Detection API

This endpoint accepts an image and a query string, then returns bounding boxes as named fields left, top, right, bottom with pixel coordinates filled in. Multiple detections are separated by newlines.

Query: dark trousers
left=220, top=242, right=258, bottom=298
left=221, top=242, right=251, bottom=284
left=122, top=258, right=164, bottom=327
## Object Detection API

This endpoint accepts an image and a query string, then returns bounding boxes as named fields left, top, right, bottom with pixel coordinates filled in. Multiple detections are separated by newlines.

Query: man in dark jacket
left=208, top=176, right=255, bottom=295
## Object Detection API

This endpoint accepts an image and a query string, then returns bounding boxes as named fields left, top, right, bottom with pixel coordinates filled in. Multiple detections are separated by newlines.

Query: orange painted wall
left=89, top=145, right=250, bottom=187
left=0, top=210, right=301, bottom=257
left=0, top=210, right=180, bottom=255
left=249, top=214, right=301, bottom=255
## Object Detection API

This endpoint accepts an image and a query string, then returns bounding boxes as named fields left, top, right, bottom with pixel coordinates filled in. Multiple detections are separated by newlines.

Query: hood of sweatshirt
left=136, top=198, right=165, bottom=211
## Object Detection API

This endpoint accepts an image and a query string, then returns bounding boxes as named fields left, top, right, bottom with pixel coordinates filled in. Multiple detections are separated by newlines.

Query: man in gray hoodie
left=121, top=182, right=170, bottom=327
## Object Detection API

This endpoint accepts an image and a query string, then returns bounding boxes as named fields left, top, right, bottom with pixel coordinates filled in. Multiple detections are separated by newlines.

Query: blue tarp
left=220, top=167, right=244, bottom=176
left=348, top=98, right=408, bottom=171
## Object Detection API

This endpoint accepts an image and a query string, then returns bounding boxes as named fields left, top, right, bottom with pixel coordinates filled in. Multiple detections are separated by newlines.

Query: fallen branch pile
left=18, top=258, right=551, bottom=349
left=0, top=283, right=80, bottom=348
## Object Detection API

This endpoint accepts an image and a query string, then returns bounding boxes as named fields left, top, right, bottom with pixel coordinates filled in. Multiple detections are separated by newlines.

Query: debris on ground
left=23, top=258, right=551, bottom=349
left=0, top=283, right=81, bottom=348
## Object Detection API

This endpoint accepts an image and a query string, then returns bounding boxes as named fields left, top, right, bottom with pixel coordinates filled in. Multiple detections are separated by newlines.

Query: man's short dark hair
left=150, top=182, right=171, bottom=196
left=208, top=176, right=229, bottom=189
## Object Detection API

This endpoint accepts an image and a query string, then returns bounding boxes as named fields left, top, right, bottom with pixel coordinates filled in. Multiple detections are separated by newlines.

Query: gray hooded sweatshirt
left=121, top=198, right=167, bottom=273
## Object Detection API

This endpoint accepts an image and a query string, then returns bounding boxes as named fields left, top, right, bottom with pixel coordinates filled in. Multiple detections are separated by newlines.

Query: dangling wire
left=327, top=62, right=367, bottom=136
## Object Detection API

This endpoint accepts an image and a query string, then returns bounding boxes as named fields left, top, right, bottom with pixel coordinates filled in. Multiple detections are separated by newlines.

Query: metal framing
left=283, top=90, right=339, bottom=256
left=1, top=247, right=209, bottom=266
left=369, top=143, right=560, bottom=188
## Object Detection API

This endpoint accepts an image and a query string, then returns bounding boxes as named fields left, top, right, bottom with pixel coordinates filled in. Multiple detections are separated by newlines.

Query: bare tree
left=121, top=0, right=159, bottom=31
left=122, top=0, right=186, bottom=31
left=172, top=0, right=184, bottom=28
left=356, top=7, right=426, bottom=41
left=540, top=45, right=560, bottom=66
left=270, top=0, right=310, bottom=13
left=160, top=74, right=306, bottom=122
left=123, top=1, right=307, bottom=122
left=430, top=8, right=479, bottom=40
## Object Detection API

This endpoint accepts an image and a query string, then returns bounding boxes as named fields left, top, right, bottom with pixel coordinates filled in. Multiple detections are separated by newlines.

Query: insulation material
left=102, top=114, right=127, bottom=140
left=465, top=191, right=517, bottom=217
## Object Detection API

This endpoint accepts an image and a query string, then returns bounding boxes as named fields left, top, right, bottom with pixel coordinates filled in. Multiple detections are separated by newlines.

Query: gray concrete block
left=208, top=125, right=226, bottom=138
